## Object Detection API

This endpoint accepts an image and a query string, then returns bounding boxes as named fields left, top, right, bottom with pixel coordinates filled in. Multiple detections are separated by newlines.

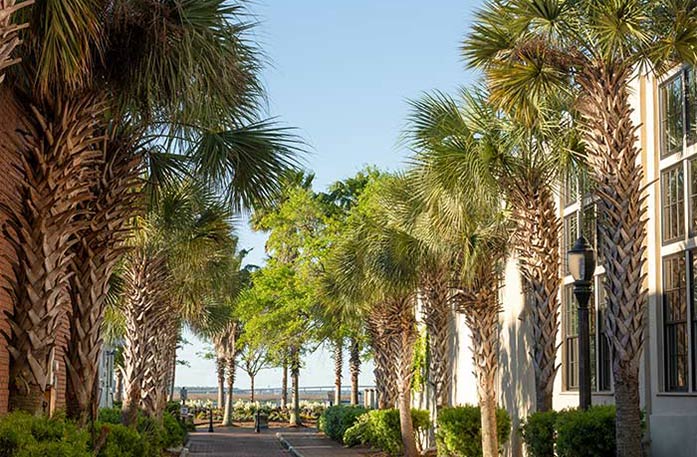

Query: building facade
left=447, top=71, right=697, bottom=457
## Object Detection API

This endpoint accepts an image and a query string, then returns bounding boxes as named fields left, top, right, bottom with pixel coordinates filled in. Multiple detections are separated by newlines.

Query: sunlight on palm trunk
left=577, top=63, right=647, bottom=457
left=349, top=338, right=360, bottom=405
left=0, top=0, right=32, bottom=83
left=333, top=338, right=342, bottom=405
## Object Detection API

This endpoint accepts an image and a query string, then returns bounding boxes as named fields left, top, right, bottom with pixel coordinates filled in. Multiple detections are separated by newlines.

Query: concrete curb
left=178, top=447, right=189, bottom=457
left=276, top=432, right=304, bottom=457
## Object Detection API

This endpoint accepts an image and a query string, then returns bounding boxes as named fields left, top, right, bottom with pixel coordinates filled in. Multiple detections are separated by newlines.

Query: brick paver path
left=187, top=425, right=379, bottom=457
left=278, top=431, right=381, bottom=457
left=188, top=426, right=291, bottom=457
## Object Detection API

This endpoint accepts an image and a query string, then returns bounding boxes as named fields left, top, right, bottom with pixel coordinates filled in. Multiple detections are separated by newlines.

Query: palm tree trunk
left=456, top=266, right=502, bottom=457
left=577, top=63, right=647, bottom=457
left=507, top=180, right=560, bottom=412
left=421, top=271, right=453, bottom=409
left=121, top=248, right=170, bottom=426
left=281, top=356, right=288, bottom=408
left=222, top=357, right=236, bottom=426
left=333, top=338, right=343, bottom=405
left=391, top=296, right=418, bottom=457
left=349, top=338, right=360, bottom=405
left=2, top=94, right=105, bottom=414
left=367, top=307, right=399, bottom=409
left=65, top=134, right=141, bottom=424
left=216, top=357, right=225, bottom=408
left=289, top=346, right=301, bottom=426
left=0, top=0, right=32, bottom=83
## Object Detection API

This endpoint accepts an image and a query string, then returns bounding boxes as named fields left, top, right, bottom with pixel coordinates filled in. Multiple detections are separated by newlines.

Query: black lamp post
left=567, top=236, right=595, bottom=410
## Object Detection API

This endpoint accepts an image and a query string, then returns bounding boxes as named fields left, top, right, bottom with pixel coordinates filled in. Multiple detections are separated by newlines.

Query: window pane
left=564, top=285, right=578, bottom=390
left=687, top=67, right=697, bottom=146
left=597, top=275, right=612, bottom=391
left=663, top=254, right=688, bottom=391
left=662, top=75, right=684, bottom=156
left=564, top=168, right=579, bottom=207
left=661, top=166, right=685, bottom=243
left=563, top=215, right=578, bottom=275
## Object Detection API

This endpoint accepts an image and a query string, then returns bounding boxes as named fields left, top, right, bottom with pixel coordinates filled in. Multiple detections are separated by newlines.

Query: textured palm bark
left=506, top=180, right=561, bottom=412
left=576, top=62, right=647, bottom=457
left=349, top=337, right=360, bottom=405
left=289, top=346, right=301, bottom=426
left=141, top=316, right=178, bottom=419
left=333, top=337, right=342, bottom=405
left=222, top=356, right=236, bottom=426
left=388, top=297, right=418, bottom=457
left=455, top=266, right=502, bottom=457
left=114, top=367, right=123, bottom=403
left=121, top=249, right=170, bottom=426
left=216, top=356, right=225, bottom=408
left=367, top=306, right=398, bottom=409
left=65, top=133, right=142, bottom=424
left=1, top=94, right=105, bottom=414
left=0, top=1, right=32, bottom=83
left=420, top=269, right=453, bottom=409
left=221, top=322, right=239, bottom=426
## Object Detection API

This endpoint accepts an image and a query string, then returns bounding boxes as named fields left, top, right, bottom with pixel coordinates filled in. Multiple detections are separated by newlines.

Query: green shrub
left=97, top=408, right=122, bottom=425
left=319, top=405, right=368, bottom=443
left=162, top=412, right=186, bottom=448
left=343, top=408, right=430, bottom=456
left=435, top=405, right=511, bottom=457
left=555, top=406, right=615, bottom=457
left=95, top=423, right=147, bottom=457
left=165, top=401, right=182, bottom=419
left=0, top=412, right=90, bottom=457
left=520, top=410, right=557, bottom=457
left=136, top=414, right=164, bottom=452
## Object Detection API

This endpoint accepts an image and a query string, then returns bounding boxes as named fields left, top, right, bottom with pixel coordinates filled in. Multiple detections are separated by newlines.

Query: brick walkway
left=187, top=426, right=291, bottom=457
left=186, top=425, right=379, bottom=457
left=277, top=431, right=381, bottom=457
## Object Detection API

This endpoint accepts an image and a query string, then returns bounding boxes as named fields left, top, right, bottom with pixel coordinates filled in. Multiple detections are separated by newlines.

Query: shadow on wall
left=498, top=305, right=536, bottom=457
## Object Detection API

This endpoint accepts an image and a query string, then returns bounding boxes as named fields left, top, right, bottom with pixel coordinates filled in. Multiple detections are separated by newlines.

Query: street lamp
left=567, top=236, right=595, bottom=410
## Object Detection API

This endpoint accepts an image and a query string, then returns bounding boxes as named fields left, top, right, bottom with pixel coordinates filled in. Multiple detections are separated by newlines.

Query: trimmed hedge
left=343, top=408, right=430, bottom=456
left=435, top=405, right=511, bottom=457
left=519, top=410, right=557, bottom=457
left=95, top=423, right=148, bottom=457
left=318, top=405, right=367, bottom=443
left=521, top=406, right=616, bottom=457
left=0, top=412, right=90, bottom=457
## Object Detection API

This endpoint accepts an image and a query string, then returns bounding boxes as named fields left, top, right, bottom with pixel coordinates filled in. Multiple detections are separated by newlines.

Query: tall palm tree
left=328, top=177, right=423, bottom=457
left=405, top=88, right=576, bottom=412
left=120, top=182, right=236, bottom=425
left=0, top=0, right=31, bottom=83
left=1, top=0, right=300, bottom=416
left=408, top=152, right=511, bottom=457
left=464, top=2, right=697, bottom=454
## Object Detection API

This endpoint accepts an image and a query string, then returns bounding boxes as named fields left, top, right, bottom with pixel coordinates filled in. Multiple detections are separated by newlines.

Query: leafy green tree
left=464, top=2, right=697, bottom=453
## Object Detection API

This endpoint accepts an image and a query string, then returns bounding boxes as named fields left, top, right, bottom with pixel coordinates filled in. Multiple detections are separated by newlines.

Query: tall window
left=663, top=254, right=688, bottom=391
left=661, top=165, right=685, bottom=243
left=661, top=67, right=697, bottom=157
left=562, top=276, right=611, bottom=392
left=659, top=67, right=697, bottom=392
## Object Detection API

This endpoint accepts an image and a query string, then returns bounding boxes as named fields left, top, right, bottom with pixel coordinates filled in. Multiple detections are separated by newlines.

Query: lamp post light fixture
left=567, top=236, right=596, bottom=411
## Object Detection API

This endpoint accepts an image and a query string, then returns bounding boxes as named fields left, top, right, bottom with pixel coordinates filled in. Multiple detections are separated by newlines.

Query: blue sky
left=176, top=0, right=479, bottom=389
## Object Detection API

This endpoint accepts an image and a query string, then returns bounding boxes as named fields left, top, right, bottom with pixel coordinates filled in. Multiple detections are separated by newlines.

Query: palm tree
left=408, top=151, right=511, bottom=457
left=0, top=0, right=31, bottom=83
left=404, top=88, right=577, bottom=412
left=1, top=0, right=300, bottom=416
left=120, top=182, right=236, bottom=425
left=464, top=2, right=697, bottom=453
left=328, top=177, right=423, bottom=457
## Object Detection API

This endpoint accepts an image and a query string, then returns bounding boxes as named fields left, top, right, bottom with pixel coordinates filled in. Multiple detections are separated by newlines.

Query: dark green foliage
left=435, top=405, right=511, bottom=457
left=520, top=410, right=558, bottom=457
left=0, top=412, right=90, bottom=457
left=97, top=408, right=122, bottom=425
left=165, top=401, right=182, bottom=419
left=95, top=423, right=148, bottom=457
left=343, top=409, right=430, bottom=456
left=162, top=413, right=187, bottom=448
left=318, top=405, right=368, bottom=443
left=555, top=406, right=615, bottom=457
